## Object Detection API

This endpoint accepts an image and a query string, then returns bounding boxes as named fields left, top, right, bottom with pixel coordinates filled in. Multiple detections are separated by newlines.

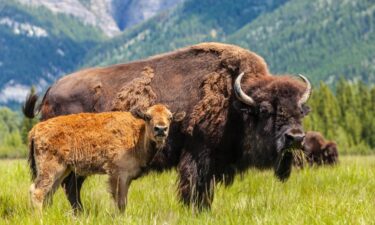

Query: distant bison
left=28, top=104, right=185, bottom=212
left=296, top=131, right=339, bottom=167
left=24, top=42, right=312, bottom=210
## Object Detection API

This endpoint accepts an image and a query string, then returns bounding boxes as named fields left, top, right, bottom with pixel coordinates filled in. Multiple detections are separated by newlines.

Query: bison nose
left=285, top=131, right=305, bottom=146
left=154, top=126, right=168, bottom=136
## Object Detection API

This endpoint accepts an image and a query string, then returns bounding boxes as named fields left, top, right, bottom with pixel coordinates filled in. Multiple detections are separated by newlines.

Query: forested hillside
left=230, top=0, right=375, bottom=84
left=82, top=0, right=374, bottom=85
left=304, top=80, right=375, bottom=154
left=82, top=0, right=288, bottom=67
left=0, top=1, right=105, bottom=105
left=15, top=0, right=184, bottom=36
left=0, top=107, right=24, bottom=158
left=1, top=0, right=374, bottom=106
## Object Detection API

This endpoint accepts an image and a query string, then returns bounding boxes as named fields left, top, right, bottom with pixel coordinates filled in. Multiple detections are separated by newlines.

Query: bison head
left=322, top=142, right=339, bottom=165
left=233, top=72, right=311, bottom=181
left=132, top=104, right=186, bottom=149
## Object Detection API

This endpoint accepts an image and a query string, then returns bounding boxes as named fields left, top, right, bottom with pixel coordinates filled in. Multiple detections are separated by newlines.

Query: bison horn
left=297, top=74, right=312, bottom=105
left=234, top=72, right=255, bottom=105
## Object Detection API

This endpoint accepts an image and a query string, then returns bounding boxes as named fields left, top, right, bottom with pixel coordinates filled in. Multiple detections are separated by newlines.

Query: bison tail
left=22, top=92, right=39, bottom=119
left=22, top=86, right=51, bottom=119
left=28, top=138, right=37, bottom=180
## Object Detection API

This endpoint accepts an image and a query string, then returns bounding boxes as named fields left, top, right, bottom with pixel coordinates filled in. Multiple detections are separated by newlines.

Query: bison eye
left=240, top=108, right=251, bottom=114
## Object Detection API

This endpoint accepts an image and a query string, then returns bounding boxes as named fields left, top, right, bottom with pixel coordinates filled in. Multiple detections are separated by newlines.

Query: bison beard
left=274, top=151, right=293, bottom=181
left=23, top=43, right=311, bottom=210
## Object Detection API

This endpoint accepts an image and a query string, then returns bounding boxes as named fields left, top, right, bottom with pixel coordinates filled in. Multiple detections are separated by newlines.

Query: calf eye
left=145, top=114, right=152, bottom=121
left=240, top=108, right=250, bottom=114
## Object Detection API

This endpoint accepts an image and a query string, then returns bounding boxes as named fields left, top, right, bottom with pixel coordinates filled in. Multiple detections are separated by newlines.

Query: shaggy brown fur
left=112, top=66, right=157, bottom=111
left=24, top=42, right=311, bottom=210
left=35, top=42, right=271, bottom=121
left=185, top=70, right=232, bottom=144
left=28, top=104, right=185, bottom=212
left=296, top=131, right=339, bottom=167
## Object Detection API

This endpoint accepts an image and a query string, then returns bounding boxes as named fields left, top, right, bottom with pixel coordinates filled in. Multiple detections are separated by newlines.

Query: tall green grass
left=1, top=156, right=374, bottom=224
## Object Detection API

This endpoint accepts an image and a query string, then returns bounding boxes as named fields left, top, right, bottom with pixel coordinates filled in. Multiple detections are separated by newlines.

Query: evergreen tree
left=305, top=80, right=373, bottom=154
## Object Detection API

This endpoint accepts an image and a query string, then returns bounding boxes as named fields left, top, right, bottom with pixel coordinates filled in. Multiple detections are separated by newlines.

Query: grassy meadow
left=0, top=156, right=374, bottom=225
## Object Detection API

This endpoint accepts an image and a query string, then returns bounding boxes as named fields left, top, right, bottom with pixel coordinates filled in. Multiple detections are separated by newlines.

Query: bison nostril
left=294, top=135, right=305, bottom=143
left=285, top=132, right=305, bottom=144
left=154, top=126, right=167, bottom=133
left=285, top=133, right=294, bottom=141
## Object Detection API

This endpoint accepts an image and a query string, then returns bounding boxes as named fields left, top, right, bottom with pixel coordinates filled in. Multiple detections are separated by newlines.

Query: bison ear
left=173, top=111, right=186, bottom=122
left=131, top=108, right=151, bottom=121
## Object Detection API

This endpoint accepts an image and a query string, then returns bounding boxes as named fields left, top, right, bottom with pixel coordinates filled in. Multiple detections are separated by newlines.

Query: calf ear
left=131, top=108, right=151, bottom=121
left=173, top=111, right=186, bottom=122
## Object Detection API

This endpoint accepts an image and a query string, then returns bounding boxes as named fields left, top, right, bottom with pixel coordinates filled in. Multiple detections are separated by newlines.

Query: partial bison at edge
left=295, top=131, right=339, bottom=167
left=24, top=42, right=312, bottom=210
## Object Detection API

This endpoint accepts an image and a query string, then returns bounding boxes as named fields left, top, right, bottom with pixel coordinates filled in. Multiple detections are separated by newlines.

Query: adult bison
left=24, top=42, right=311, bottom=210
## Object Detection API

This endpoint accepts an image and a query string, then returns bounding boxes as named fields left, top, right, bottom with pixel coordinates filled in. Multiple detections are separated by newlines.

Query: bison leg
left=178, top=146, right=215, bottom=210
left=61, top=172, right=86, bottom=211
left=30, top=162, right=67, bottom=211
left=45, top=169, right=71, bottom=207
left=109, top=173, right=132, bottom=213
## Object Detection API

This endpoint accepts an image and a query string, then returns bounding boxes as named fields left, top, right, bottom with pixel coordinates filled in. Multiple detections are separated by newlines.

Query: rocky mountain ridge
left=15, top=0, right=184, bottom=36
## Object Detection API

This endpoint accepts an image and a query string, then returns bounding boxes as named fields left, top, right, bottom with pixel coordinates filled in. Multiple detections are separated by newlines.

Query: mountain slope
left=0, top=1, right=105, bottom=104
left=112, top=0, right=185, bottom=30
left=82, top=0, right=288, bottom=67
left=16, top=0, right=120, bottom=36
left=16, top=0, right=185, bottom=36
left=82, top=0, right=374, bottom=85
left=228, top=0, right=375, bottom=84
left=2, top=0, right=374, bottom=107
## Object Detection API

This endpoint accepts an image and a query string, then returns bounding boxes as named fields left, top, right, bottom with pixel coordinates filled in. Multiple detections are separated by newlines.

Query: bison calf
left=295, top=131, right=339, bottom=167
left=28, top=104, right=185, bottom=212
